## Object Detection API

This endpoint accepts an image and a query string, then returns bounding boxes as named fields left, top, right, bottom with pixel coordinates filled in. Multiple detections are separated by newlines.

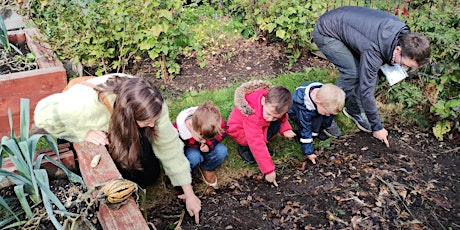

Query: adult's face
left=392, top=46, right=419, bottom=72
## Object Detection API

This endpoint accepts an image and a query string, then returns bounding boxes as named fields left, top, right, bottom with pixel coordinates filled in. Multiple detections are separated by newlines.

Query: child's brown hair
left=316, top=84, right=345, bottom=114
left=265, top=85, right=293, bottom=114
left=192, top=101, right=223, bottom=139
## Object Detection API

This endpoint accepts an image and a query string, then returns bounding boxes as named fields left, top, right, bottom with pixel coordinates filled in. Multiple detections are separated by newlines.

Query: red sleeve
left=243, top=115, right=275, bottom=175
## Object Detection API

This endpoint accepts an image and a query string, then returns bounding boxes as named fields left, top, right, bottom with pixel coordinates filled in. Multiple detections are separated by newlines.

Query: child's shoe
left=199, top=168, right=218, bottom=189
left=237, top=145, right=255, bottom=164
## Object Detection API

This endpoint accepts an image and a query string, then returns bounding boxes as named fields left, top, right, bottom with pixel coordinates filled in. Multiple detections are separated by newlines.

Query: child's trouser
left=185, top=143, right=228, bottom=172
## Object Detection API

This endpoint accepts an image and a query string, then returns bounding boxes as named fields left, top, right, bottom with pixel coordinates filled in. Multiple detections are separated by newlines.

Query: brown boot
left=199, top=168, right=218, bottom=189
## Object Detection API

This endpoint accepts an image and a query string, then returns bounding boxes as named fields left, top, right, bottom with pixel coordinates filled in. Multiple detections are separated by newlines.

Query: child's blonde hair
left=192, top=101, right=223, bottom=139
left=265, top=85, right=293, bottom=114
left=316, top=84, right=345, bottom=114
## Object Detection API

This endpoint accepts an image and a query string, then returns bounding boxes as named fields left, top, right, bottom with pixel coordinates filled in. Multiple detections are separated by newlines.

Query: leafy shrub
left=28, top=0, right=190, bottom=79
left=403, top=2, right=460, bottom=140
left=377, top=79, right=430, bottom=127
left=0, top=98, right=86, bottom=229
left=224, top=0, right=326, bottom=66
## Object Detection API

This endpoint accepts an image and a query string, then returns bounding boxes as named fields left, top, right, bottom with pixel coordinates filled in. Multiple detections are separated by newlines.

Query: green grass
left=147, top=67, right=367, bottom=208
left=145, top=67, right=371, bottom=208
left=164, top=67, right=358, bottom=188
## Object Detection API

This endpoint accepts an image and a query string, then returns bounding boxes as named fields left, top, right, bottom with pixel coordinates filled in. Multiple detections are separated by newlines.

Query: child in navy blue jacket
left=288, top=83, right=345, bottom=166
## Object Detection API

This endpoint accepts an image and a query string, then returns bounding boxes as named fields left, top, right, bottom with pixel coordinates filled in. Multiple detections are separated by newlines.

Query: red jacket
left=227, top=86, right=292, bottom=174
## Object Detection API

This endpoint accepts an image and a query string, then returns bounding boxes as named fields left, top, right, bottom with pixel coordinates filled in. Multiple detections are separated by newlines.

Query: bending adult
left=312, top=6, right=430, bottom=147
left=34, top=73, right=201, bottom=223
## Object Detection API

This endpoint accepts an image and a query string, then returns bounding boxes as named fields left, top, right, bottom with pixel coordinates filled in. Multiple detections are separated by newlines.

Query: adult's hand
left=85, top=130, right=109, bottom=145
left=178, top=184, right=201, bottom=224
left=373, top=128, right=390, bottom=147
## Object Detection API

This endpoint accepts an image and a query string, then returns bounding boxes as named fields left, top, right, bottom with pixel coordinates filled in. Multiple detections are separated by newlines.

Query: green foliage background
left=26, top=0, right=460, bottom=140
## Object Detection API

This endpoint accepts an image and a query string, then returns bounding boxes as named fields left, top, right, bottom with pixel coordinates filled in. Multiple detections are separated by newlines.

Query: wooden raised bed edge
left=1, top=142, right=150, bottom=229
left=73, top=142, right=149, bottom=230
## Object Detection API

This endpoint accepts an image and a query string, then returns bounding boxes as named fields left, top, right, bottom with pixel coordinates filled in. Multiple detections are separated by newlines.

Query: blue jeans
left=312, top=26, right=363, bottom=115
left=185, top=143, right=228, bottom=172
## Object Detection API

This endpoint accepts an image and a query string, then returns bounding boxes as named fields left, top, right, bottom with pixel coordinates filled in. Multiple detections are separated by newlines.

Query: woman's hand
left=178, top=184, right=201, bottom=224
left=85, top=130, right=109, bottom=145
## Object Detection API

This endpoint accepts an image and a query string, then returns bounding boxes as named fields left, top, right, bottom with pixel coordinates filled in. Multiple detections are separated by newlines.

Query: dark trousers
left=117, top=135, right=161, bottom=188
left=312, top=26, right=363, bottom=115
left=267, top=120, right=281, bottom=140
left=311, top=115, right=334, bottom=134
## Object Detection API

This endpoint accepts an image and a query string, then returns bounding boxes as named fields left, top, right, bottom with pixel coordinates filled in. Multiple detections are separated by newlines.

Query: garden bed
left=0, top=28, right=67, bottom=137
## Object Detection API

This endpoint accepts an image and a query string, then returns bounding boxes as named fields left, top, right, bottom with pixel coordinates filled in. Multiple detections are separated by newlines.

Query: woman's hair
left=399, top=32, right=431, bottom=66
left=192, top=101, right=223, bottom=139
left=265, top=85, right=293, bottom=114
left=98, top=76, right=164, bottom=171
left=316, top=84, right=345, bottom=114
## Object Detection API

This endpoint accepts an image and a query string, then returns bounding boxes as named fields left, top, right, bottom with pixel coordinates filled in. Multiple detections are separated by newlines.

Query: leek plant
left=0, top=98, right=86, bottom=229
left=0, top=13, right=22, bottom=55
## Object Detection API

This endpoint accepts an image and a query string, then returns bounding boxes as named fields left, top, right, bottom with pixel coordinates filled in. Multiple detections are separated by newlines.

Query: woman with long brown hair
left=34, top=73, right=201, bottom=223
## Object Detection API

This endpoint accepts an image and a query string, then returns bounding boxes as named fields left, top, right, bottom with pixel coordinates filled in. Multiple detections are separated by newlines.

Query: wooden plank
left=73, top=142, right=149, bottom=230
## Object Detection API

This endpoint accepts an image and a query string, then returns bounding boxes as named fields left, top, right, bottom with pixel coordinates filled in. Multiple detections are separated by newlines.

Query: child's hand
left=283, top=130, right=296, bottom=138
left=300, top=153, right=318, bottom=170
left=305, top=149, right=323, bottom=165
left=200, top=143, right=209, bottom=152
left=264, top=171, right=276, bottom=183
left=307, top=154, right=317, bottom=164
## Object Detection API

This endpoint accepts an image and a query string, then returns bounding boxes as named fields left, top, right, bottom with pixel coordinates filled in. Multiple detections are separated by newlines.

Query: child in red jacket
left=227, top=80, right=296, bottom=185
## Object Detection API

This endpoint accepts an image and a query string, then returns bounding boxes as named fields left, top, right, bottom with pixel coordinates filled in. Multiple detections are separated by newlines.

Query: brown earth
left=2, top=38, right=458, bottom=230
left=127, top=39, right=460, bottom=230
left=130, top=39, right=331, bottom=98
left=150, top=130, right=460, bottom=230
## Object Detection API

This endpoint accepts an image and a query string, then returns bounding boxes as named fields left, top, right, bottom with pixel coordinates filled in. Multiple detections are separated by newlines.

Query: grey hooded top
left=315, top=6, right=409, bottom=131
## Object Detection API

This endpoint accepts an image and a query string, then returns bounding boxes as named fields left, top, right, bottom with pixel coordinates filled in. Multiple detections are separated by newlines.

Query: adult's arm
left=359, top=50, right=385, bottom=132
left=151, top=103, right=192, bottom=186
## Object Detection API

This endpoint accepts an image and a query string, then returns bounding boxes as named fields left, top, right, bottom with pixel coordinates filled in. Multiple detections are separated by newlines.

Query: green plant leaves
left=13, top=185, right=32, bottom=218
left=0, top=14, right=11, bottom=52
left=0, top=98, right=86, bottom=228
left=433, top=120, right=451, bottom=141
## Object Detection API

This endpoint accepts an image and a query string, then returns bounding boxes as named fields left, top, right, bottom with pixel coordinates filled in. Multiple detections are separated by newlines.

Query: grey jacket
left=315, top=6, right=409, bottom=131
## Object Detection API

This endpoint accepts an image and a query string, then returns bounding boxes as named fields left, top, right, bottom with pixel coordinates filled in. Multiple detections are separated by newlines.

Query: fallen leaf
left=351, top=215, right=362, bottom=230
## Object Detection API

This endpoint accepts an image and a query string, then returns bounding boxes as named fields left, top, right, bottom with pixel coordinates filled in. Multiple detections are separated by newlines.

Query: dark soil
left=130, top=39, right=331, bottom=98
left=0, top=179, right=102, bottom=230
left=131, top=39, right=460, bottom=229
left=148, top=129, right=459, bottom=230
left=0, top=41, right=38, bottom=74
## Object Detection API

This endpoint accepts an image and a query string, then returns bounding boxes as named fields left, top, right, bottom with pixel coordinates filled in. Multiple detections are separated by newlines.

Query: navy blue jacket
left=288, top=82, right=334, bottom=156
left=316, top=6, right=409, bottom=131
